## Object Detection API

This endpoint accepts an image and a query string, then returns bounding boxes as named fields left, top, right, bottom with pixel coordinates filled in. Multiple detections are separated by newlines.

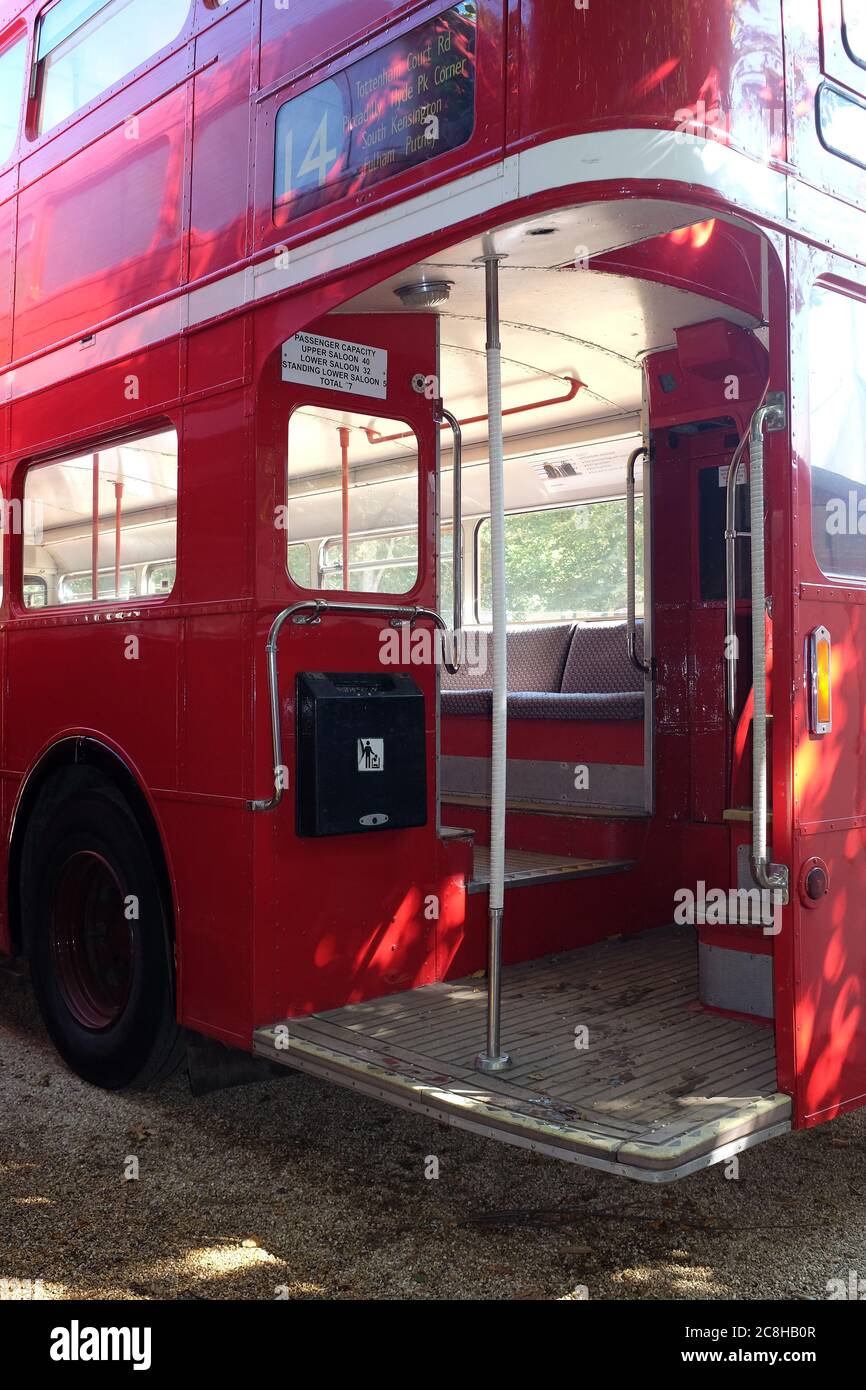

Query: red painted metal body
left=0, top=0, right=864, bottom=1138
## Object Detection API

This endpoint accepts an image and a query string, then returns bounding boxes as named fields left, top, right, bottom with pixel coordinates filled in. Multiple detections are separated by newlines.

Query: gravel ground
left=2, top=964, right=865, bottom=1302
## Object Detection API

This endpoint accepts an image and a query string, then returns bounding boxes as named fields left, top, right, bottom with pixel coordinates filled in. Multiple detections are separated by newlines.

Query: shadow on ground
left=1, top=969, right=864, bottom=1301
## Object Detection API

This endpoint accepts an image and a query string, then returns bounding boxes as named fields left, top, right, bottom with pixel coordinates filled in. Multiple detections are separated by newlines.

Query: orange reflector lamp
left=809, top=625, right=832, bottom=735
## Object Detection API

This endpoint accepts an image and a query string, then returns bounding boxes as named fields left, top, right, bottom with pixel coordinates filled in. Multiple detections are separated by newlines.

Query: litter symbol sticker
left=358, top=738, right=384, bottom=772
left=281, top=332, right=388, bottom=399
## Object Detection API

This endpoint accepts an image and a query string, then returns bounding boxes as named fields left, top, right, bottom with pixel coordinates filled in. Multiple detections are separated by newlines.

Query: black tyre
left=22, top=783, right=183, bottom=1089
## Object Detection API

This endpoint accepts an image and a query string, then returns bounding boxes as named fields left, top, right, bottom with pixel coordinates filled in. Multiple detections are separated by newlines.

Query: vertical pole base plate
left=475, top=1051, right=513, bottom=1074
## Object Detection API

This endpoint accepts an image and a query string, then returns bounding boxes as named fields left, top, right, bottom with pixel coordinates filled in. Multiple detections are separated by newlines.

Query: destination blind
left=274, top=2, right=477, bottom=218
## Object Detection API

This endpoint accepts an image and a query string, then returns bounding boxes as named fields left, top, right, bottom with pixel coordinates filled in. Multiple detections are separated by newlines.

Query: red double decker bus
left=1, top=0, right=866, bottom=1182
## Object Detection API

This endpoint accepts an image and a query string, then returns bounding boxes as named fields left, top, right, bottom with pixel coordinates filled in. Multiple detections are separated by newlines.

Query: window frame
left=285, top=402, right=424, bottom=603
left=143, top=558, right=177, bottom=597
left=28, top=0, right=194, bottom=142
left=56, top=563, right=139, bottom=605
left=806, top=279, right=866, bottom=586
left=317, top=522, right=422, bottom=591
left=286, top=539, right=313, bottom=590
left=0, top=22, right=29, bottom=170
left=37, top=0, right=113, bottom=63
left=816, top=80, right=866, bottom=173
left=842, top=0, right=866, bottom=71
left=22, top=574, right=49, bottom=608
left=17, top=420, right=180, bottom=616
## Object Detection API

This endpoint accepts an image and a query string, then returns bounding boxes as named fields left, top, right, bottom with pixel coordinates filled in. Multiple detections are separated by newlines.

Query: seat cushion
left=441, top=689, right=643, bottom=720
left=560, top=621, right=644, bottom=694
left=440, top=624, right=573, bottom=693
left=508, top=690, right=644, bottom=721
left=506, top=624, right=574, bottom=691
left=439, top=630, right=493, bottom=691
left=440, top=689, right=493, bottom=717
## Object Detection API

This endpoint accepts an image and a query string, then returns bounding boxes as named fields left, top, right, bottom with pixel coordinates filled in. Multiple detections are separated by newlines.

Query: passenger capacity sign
left=281, top=331, right=388, bottom=398
left=274, top=3, right=477, bottom=218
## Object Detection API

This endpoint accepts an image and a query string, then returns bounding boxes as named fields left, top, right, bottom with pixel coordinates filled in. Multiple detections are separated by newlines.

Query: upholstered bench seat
left=440, top=621, right=644, bottom=722
left=440, top=688, right=644, bottom=720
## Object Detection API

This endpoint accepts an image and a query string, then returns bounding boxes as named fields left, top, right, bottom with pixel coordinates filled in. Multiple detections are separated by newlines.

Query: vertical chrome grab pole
left=434, top=403, right=463, bottom=672
left=626, top=446, right=652, bottom=676
left=747, top=395, right=788, bottom=899
left=724, top=431, right=750, bottom=720
left=475, top=250, right=511, bottom=1074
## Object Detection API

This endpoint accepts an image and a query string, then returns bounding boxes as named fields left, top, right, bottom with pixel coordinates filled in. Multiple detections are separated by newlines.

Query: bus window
left=35, top=0, right=190, bottom=135
left=287, top=542, right=311, bottom=588
left=0, top=34, right=26, bottom=165
left=817, top=82, right=866, bottom=171
left=59, top=567, right=137, bottom=602
left=809, top=285, right=866, bottom=580
left=146, top=560, right=176, bottom=595
left=844, top=1, right=866, bottom=67
left=23, top=575, right=48, bottom=608
left=287, top=407, right=419, bottom=596
left=24, top=427, right=178, bottom=607
left=440, top=524, right=454, bottom=624
left=320, top=528, right=417, bottom=593
left=475, top=500, right=642, bottom=624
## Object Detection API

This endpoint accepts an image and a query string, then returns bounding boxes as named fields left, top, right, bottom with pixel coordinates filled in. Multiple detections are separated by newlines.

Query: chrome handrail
left=747, top=396, right=788, bottom=898
left=247, top=599, right=452, bottom=811
left=724, top=430, right=751, bottom=720
left=626, top=445, right=653, bottom=676
left=434, top=401, right=463, bottom=672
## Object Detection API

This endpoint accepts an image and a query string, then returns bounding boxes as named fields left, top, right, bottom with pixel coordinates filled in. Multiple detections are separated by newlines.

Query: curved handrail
left=747, top=398, right=788, bottom=897
left=248, top=599, right=452, bottom=811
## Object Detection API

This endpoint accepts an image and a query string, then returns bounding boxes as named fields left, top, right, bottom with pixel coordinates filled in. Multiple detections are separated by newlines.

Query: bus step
left=253, top=926, right=790, bottom=1182
left=439, top=824, right=475, bottom=842
left=468, top=846, right=634, bottom=894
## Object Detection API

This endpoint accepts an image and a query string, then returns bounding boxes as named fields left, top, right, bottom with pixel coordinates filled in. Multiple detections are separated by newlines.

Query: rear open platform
left=255, top=926, right=791, bottom=1181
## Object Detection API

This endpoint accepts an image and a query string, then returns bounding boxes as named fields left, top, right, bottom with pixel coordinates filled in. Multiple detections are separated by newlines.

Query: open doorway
left=261, top=200, right=792, bottom=1179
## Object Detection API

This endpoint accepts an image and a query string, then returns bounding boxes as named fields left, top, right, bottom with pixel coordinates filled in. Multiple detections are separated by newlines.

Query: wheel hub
left=51, top=851, right=133, bottom=1030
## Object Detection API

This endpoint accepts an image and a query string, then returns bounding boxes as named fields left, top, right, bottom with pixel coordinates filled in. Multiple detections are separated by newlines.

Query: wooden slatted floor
left=254, top=926, right=790, bottom=1181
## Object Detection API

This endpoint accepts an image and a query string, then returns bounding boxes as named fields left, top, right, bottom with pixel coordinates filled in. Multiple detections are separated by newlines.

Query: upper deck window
left=35, top=0, right=190, bottom=135
left=817, top=81, right=866, bottom=170
left=0, top=34, right=26, bottom=165
left=808, top=285, right=866, bottom=581
left=843, top=2, right=866, bottom=68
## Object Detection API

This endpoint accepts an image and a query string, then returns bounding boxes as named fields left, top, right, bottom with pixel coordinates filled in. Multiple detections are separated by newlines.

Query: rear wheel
left=23, top=782, right=183, bottom=1089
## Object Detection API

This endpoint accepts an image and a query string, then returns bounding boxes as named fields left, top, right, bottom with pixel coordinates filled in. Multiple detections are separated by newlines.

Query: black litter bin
left=296, top=671, right=427, bottom=836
